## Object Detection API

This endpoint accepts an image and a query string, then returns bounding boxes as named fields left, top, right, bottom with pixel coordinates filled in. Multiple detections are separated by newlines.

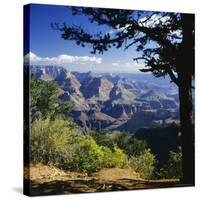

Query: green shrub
left=30, top=117, right=128, bottom=174
left=89, top=131, right=115, bottom=150
left=30, top=117, right=76, bottom=166
left=101, top=145, right=128, bottom=168
left=111, top=145, right=128, bottom=168
left=100, top=146, right=114, bottom=168
left=67, top=136, right=104, bottom=173
left=113, top=132, right=148, bottom=157
left=90, top=131, right=148, bottom=157
left=30, top=76, right=71, bottom=121
left=66, top=137, right=128, bottom=174
left=159, top=147, right=182, bottom=179
left=128, top=149, right=156, bottom=179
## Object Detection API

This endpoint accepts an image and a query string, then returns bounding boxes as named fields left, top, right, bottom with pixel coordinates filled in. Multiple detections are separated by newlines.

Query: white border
left=0, top=0, right=199, bottom=199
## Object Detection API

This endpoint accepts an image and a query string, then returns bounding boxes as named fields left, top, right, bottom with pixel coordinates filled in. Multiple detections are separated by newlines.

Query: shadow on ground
left=26, top=178, right=181, bottom=196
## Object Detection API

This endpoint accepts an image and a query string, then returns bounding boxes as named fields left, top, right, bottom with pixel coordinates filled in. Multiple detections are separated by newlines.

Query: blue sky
left=26, top=4, right=148, bottom=73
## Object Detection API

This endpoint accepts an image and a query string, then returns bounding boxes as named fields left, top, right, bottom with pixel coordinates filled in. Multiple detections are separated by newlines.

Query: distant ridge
left=30, top=65, right=179, bottom=132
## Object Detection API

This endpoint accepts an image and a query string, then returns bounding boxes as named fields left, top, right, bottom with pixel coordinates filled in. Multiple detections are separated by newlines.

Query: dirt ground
left=24, top=163, right=182, bottom=196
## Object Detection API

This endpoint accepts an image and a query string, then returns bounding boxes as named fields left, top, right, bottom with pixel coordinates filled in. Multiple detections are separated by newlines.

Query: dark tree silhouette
left=53, top=7, right=194, bottom=184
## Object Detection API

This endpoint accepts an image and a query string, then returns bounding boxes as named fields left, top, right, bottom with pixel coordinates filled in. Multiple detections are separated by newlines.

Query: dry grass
left=24, top=164, right=142, bottom=183
left=24, top=163, right=87, bottom=183
left=93, top=168, right=141, bottom=181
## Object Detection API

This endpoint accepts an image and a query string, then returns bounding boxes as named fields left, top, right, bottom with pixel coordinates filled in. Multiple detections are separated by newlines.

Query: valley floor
left=24, top=163, right=181, bottom=196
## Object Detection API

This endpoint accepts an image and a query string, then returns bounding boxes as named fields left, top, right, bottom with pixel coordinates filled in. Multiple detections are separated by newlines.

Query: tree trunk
left=178, top=74, right=194, bottom=185
left=178, top=13, right=195, bottom=185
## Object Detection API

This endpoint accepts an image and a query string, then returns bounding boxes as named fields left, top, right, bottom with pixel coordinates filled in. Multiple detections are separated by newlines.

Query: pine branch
left=167, top=66, right=179, bottom=86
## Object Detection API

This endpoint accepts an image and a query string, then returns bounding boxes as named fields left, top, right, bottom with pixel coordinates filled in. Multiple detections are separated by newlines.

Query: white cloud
left=111, top=61, right=144, bottom=72
left=24, top=52, right=42, bottom=62
left=138, top=14, right=182, bottom=43
left=107, top=14, right=171, bottom=36
left=24, top=52, right=102, bottom=65
left=138, top=14, right=171, bottom=28
left=108, top=24, right=131, bottom=36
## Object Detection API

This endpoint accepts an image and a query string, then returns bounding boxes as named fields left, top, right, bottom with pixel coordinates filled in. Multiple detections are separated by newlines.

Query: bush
left=30, top=76, right=71, bottom=121
left=159, top=147, right=182, bottom=179
left=67, top=137, right=128, bottom=174
left=90, top=131, right=148, bottom=157
left=111, top=145, right=128, bottom=168
left=89, top=131, right=115, bottom=149
left=67, top=136, right=104, bottom=173
left=128, top=149, right=156, bottom=179
left=30, top=117, right=128, bottom=174
left=101, top=145, right=128, bottom=168
left=113, top=132, right=148, bottom=157
left=30, top=117, right=76, bottom=167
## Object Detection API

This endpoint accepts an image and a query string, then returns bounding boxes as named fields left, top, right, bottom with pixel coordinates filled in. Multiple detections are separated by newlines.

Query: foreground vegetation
left=28, top=76, right=183, bottom=180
